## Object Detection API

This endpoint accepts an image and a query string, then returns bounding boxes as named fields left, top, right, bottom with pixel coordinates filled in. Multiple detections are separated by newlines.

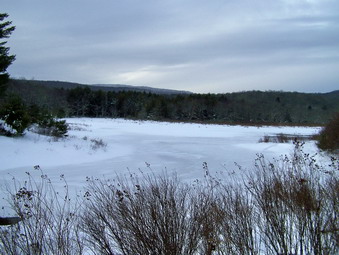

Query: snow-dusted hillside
left=0, top=118, right=321, bottom=189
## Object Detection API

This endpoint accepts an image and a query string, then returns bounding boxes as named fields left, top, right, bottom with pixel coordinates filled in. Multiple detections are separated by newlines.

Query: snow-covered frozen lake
left=0, top=118, right=322, bottom=190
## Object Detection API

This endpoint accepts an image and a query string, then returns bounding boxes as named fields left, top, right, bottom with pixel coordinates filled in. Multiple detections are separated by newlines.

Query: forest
left=3, top=78, right=339, bottom=125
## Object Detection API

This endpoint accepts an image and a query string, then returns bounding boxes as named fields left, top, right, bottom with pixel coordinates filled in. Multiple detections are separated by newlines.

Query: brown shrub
left=318, top=112, right=339, bottom=151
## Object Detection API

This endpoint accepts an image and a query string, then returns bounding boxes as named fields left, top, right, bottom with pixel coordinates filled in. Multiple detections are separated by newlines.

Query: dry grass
left=258, top=134, right=314, bottom=143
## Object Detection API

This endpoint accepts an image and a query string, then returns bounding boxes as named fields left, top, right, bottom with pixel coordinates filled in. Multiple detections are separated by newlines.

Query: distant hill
left=7, top=79, right=192, bottom=95
left=92, top=84, right=193, bottom=95
left=3, top=79, right=339, bottom=125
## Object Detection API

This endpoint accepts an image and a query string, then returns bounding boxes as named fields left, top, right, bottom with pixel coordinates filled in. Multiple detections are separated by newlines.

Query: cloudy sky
left=2, top=0, right=339, bottom=93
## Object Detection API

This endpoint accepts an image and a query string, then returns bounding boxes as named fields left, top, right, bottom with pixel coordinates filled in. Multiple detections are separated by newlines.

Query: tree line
left=4, top=78, right=339, bottom=125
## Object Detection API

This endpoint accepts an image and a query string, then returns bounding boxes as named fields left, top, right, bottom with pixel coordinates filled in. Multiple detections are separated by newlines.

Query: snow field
left=0, top=118, right=322, bottom=212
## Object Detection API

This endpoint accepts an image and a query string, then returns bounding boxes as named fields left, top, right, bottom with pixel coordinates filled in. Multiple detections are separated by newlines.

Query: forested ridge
left=3, top=79, right=339, bottom=125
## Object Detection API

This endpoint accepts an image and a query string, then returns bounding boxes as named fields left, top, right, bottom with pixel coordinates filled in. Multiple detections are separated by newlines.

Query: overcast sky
left=2, top=0, right=339, bottom=93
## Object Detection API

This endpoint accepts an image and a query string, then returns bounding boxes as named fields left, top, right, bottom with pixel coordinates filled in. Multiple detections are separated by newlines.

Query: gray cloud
left=2, top=0, right=339, bottom=92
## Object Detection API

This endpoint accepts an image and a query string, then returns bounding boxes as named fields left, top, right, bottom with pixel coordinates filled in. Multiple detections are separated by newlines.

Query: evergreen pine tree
left=0, top=13, right=16, bottom=96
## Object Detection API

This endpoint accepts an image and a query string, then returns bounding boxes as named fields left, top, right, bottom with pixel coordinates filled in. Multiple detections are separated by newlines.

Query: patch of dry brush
left=0, top=144, right=338, bottom=254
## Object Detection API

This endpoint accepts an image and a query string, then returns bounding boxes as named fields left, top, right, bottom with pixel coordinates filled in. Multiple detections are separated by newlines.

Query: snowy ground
left=0, top=118, right=322, bottom=213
